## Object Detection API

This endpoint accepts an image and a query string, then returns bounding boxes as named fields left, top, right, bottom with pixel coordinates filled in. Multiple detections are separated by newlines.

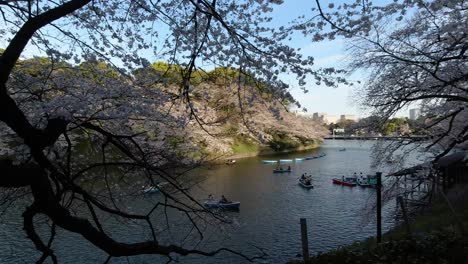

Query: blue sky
left=269, top=0, right=364, bottom=118
left=2, top=0, right=412, bottom=118
left=268, top=1, right=415, bottom=119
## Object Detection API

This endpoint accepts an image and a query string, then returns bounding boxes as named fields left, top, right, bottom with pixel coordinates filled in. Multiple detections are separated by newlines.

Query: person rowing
left=220, top=195, right=229, bottom=204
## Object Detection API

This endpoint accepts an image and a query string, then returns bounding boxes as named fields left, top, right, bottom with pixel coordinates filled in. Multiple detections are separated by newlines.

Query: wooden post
left=376, top=172, right=382, bottom=243
left=300, top=218, right=310, bottom=262
left=397, top=196, right=412, bottom=236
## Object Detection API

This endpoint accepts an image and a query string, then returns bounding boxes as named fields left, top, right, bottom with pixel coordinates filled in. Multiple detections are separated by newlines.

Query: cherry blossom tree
left=301, top=0, right=467, bottom=162
left=0, top=0, right=342, bottom=262
left=301, top=0, right=467, bottom=211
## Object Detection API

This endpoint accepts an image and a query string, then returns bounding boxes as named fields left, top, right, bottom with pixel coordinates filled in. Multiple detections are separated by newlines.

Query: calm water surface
left=0, top=140, right=400, bottom=263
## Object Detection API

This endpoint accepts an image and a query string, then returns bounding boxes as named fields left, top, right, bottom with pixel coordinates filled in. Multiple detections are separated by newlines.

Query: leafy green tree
left=79, top=60, right=120, bottom=84
left=151, top=61, right=183, bottom=85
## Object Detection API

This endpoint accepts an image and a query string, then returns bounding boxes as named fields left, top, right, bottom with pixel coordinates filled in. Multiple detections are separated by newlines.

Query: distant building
left=312, top=112, right=326, bottom=122
left=340, top=114, right=357, bottom=121
left=312, top=112, right=337, bottom=124
left=409, top=108, right=420, bottom=120
left=312, top=112, right=321, bottom=120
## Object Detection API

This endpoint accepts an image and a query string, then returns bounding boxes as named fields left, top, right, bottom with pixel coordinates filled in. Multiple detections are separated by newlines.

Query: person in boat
left=305, top=179, right=311, bottom=185
left=342, top=175, right=345, bottom=181
left=301, top=173, right=306, bottom=180
left=208, top=194, right=214, bottom=201
left=279, top=166, right=283, bottom=170
left=287, top=165, right=291, bottom=171
left=220, top=195, right=229, bottom=204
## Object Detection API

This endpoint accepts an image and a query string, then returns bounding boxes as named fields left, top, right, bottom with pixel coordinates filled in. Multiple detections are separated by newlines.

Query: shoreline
left=226, top=142, right=322, bottom=160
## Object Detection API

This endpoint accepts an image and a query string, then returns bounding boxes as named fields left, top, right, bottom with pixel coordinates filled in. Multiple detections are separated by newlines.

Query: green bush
left=290, top=231, right=467, bottom=264
left=231, top=134, right=258, bottom=154
left=267, top=130, right=300, bottom=151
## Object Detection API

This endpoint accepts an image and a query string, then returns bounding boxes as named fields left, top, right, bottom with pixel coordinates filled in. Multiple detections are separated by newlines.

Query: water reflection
left=0, top=140, right=400, bottom=263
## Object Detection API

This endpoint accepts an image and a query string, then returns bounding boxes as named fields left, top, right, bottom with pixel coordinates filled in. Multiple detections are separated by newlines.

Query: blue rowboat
left=273, top=169, right=292, bottom=173
left=304, top=153, right=326, bottom=160
left=204, top=201, right=240, bottom=209
left=262, top=160, right=278, bottom=164
left=142, top=182, right=168, bottom=194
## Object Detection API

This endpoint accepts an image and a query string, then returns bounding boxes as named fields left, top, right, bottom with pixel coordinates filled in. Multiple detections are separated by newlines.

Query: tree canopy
left=303, top=0, right=467, bottom=161
left=0, top=0, right=466, bottom=262
left=0, top=0, right=338, bottom=262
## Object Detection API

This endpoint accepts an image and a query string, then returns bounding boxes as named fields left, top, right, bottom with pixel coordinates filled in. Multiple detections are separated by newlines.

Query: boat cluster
left=262, top=153, right=326, bottom=167
left=332, top=172, right=377, bottom=188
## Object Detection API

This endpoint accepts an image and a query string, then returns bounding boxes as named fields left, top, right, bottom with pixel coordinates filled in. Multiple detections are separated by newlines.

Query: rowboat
left=356, top=177, right=372, bottom=187
left=226, top=159, right=236, bottom=165
left=143, top=186, right=160, bottom=193
left=299, top=179, right=313, bottom=189
left=204, top=201, right=240, bottom=209
left=273, top=169, right=292, bottom=173
left=368, top=175, right=377, bottom=187
left=304, top=153, right=326, bottom=160
left=295, top=158, right=305, bottom=162
left=339, top=148, right=346, bottom=151
left=142, top=182, right=169, bottom=194
left=262, top=160, right=278, bottom=164
left=332, top=178, right=356, bottom=187
left=279, top=159, right=293, bottom=163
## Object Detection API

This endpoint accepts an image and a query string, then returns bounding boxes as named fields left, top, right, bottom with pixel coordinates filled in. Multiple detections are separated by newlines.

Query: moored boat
left=295, top=158, right=305, bottom=162
left=262, top=160, right=278, bottom=164
left=279, top=159, right=293, bottom=163
left=339, top=148, right=346, bottom=151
